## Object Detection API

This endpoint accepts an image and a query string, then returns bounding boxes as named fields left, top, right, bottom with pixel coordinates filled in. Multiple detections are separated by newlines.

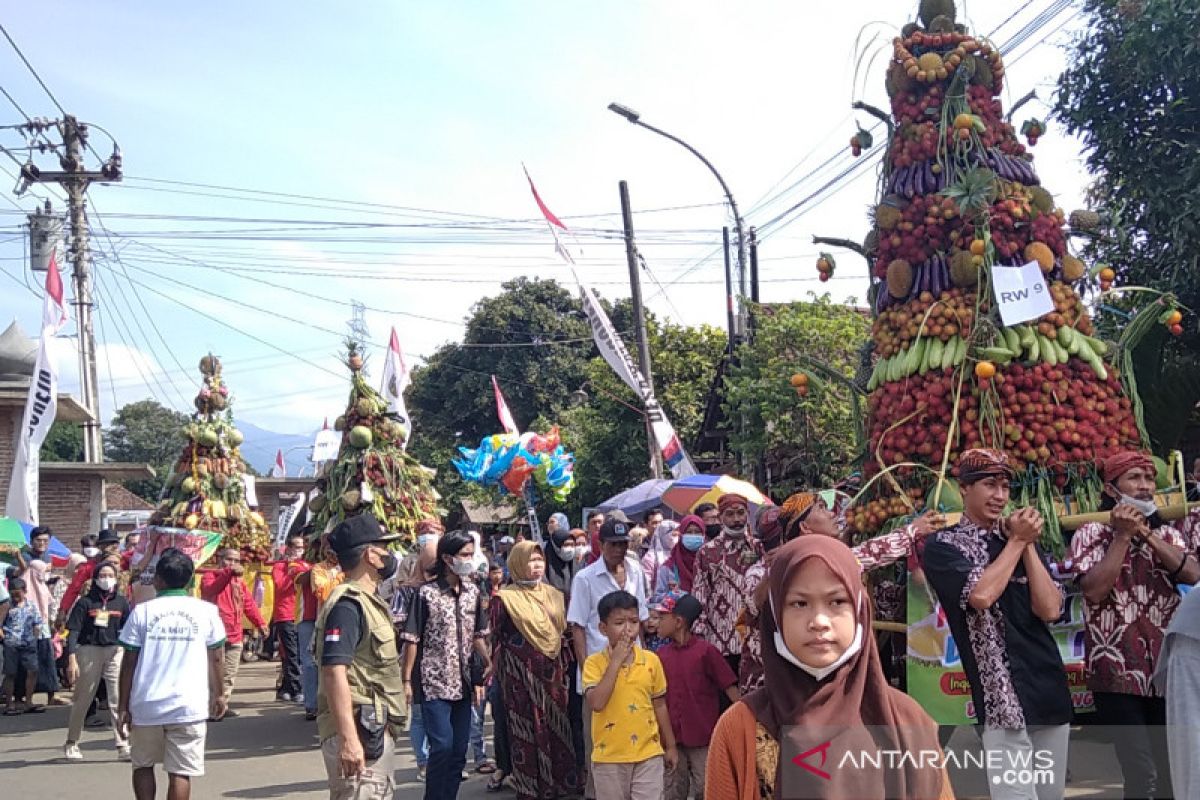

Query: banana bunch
left=974, top=324, right=1109, bottom=379
left=867, top=335, right=968, bottom=390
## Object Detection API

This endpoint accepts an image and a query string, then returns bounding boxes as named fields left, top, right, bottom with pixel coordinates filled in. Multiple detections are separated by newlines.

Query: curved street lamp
left=607, top=102, right=748, bottom=342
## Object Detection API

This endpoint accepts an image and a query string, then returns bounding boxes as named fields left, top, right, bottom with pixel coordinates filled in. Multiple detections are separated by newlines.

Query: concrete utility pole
left=19, top=115, right=122, bottom=463
left=618, top=180, right=663, bottom=480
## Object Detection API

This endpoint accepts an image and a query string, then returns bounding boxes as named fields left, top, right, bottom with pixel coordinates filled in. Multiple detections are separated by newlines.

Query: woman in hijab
left=543, top=513, right=582, bottom=604
left=23, top=559, right=62, bottom=708
left=490, top=541, right=580, bottom=799
left=641, top=520, right=679, bottom=596
left=656, top=514, right=704, bottom=595
left=705, top=536, right=951, bottom=800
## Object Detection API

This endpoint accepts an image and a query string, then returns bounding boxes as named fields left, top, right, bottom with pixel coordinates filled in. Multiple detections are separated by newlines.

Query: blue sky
left=0, top=1, right=1089, bottom=455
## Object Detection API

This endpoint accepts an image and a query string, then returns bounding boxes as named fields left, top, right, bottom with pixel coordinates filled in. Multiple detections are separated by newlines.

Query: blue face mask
left=681, top=534, right=705, bottom=552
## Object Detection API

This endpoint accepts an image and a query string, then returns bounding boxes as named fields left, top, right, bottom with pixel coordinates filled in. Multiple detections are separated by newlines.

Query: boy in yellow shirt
left=583, top=590, right=677, bottom=800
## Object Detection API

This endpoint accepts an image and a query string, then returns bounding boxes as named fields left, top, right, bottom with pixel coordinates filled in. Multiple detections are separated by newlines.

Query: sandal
left=486, top=773, right=507, bottom=792
left=476, top=759, right=497, bottom=774
left=4, top=705, right=21, bottom=716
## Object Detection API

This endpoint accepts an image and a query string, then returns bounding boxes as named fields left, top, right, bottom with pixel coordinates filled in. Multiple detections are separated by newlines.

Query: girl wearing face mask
left=641, top=520, right=679, bottom=597
left=491, top=542, right=581, bottom=797
left=63, top=563, right=132, bottom=761
left=656, top=515, right=704, bottom=595
left=402, top=530, right=492, bottom=798
left=706, top=536, right=951, bottom=800
left=544, top=517, right=583, bottom=606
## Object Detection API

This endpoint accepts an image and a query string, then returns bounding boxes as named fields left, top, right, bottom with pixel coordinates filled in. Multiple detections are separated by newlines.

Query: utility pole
left=722, top=226, right=735, bottom=355
left=749, top=226, right=760, bottom=341
left=618, top=180, right=662, bottom=479
left=19, top=115, right=122, bottom=463
left=347, top=300, right=370, bottom=349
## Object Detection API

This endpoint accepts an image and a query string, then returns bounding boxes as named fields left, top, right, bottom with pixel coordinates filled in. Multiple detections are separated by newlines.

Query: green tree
left=104, top=399, right=190, bottom=500
left=40, top=421, right=83, bottom=462
left=723, top=295, right=870, bottom=497
left=1055, top=0, right=1200, bottom=449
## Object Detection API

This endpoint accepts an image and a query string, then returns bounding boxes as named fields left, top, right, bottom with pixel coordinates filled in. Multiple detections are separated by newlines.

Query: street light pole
left=607, top=103, right=748, bottom=343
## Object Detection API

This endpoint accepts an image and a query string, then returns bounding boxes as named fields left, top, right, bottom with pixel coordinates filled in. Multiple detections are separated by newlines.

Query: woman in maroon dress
left=490, top=541, right=581, bottom=799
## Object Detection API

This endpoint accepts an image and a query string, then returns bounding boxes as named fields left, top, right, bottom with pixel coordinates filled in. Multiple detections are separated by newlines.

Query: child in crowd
left=643, top=603, right=671, bottom=653
left=584, top=590, right=678, bottom=800
left=1, top=577, right=44, bottom=715
left=705, top=536, right=951, bottom=800
left=653, top=591, right=739, bottom=800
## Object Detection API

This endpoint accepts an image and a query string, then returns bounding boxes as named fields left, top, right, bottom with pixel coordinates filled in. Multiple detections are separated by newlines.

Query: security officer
left=316, top=514, right=407, bottom=799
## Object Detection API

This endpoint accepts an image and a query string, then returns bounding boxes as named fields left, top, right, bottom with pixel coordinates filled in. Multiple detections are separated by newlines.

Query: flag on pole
left=523, top=169, right=697, bottom=478
left=5, top=251, right=69, bottom=523
left=380, top=327, right=413, bottom=448
left=492, top=375, right=519, bottom=434
left=270, top=449, right=287, bottom=478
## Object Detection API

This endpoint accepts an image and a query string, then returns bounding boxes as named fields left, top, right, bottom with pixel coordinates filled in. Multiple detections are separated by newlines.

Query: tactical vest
left=314, top=581, right=407, bottom=741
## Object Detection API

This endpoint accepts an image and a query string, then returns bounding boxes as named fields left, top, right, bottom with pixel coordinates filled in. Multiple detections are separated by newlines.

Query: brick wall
left=39, top=475, right=102, bottom=549
left=0, top=405, right=16, bottom=498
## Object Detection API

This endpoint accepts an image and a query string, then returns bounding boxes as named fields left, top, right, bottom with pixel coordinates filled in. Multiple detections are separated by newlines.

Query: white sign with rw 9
left=991, top=261, right=1056, bottom=326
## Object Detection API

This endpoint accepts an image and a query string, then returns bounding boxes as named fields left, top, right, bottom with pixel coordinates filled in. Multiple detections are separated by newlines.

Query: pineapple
left=1069, top=209, right=1102, bottom=232
left=918, top=0, right=956, bottom=27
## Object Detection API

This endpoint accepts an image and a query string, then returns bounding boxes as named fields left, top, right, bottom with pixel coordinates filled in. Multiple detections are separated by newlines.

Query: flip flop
left=476, top=760, right=497, bottom=774
left=486, top=774, right=507, bottom=792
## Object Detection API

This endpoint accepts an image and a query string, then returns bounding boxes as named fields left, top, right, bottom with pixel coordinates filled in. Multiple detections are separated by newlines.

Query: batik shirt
left=402, top=577, right=489, bottom=703
left=692, top=532, right=762, bottom=657
left=1070, top=521, right=1188, bottom=696
left=923, top=517, right=1071, bottom=730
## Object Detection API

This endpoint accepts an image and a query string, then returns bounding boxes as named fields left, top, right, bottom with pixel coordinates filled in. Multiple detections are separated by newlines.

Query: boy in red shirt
left=654, top=591, right=740, bottom=800
left=200, top=548, right=268, bottom=718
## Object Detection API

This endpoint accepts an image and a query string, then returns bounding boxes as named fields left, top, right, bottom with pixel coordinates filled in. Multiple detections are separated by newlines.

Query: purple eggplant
left=928, top=255, right=942, bottom=296
left=925, top=161, right=937, bottom=194
left=902, top=165, right=916, bottom=198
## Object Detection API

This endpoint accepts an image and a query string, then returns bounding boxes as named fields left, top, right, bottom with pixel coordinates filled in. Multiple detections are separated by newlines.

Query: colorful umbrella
left=594, top=479, right=674, bottom=519
left=661, top=474, right=773, bottom=516
left=0, top=517, right=29, bottom=549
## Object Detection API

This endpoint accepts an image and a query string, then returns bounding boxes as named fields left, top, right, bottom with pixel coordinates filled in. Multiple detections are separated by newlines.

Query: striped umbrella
left=661, top=474, right=772, bottom=516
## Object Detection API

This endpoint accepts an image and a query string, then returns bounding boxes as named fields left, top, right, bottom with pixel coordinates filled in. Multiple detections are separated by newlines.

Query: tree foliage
left=723, top=295, right=870, bottom=496
left=1055, top=0, right=1200, bottom=449
left=104, top=399, right=190, bottom=500
left=40, top=421, right=83, bottom=462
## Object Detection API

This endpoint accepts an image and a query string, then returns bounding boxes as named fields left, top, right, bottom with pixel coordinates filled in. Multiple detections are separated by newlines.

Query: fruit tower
left=151, top=355, right=272, bottom=561
left=306, top=341, right=441, bottom=546
left=846, top=0, right=1147, bottom=551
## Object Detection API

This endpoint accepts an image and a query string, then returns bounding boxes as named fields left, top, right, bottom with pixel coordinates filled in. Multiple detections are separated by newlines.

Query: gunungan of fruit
left=887, top=259, right=914, bottom=299
left=349, top=425, right=374, bottom=449
left=1024, top=241, right=1055, bottom=272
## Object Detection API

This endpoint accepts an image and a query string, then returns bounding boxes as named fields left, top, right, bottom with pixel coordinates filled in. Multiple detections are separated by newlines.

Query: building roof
left=41, top=461, right=155, bottom=480
left=105, top=483, right=155, bottom=511
left=0, top=388, right=93, bottom=422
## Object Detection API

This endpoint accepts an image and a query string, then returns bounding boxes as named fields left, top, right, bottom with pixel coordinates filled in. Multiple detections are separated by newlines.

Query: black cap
left=672, top=594, right=703, bottom=626
left=96, top=529, right=121, bottom=546
left=328, top=514, right=398, bottom=555
left=599, top=512, right=631, bottom=543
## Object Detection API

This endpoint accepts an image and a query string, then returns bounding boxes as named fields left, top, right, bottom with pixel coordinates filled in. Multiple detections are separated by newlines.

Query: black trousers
left=487, top=678, right=511, bottom=774
left=1094, top=691, right=1173, bottom=799
left=567, top=666, right=585, bottom=771
left=273, top=621, right=301, bottom=696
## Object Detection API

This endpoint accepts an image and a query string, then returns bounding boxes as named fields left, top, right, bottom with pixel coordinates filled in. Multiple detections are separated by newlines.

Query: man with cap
left=1068, top=450, right=1198, bottom=798
left=923, top=449, right=1072, bottom=799
left=566, top=511, right=649, bottom=799
left=691, top=494, right=762, bottom=678
left=316, top=513, right=407, bottom=800
left=653, top=590, right=739, bottom=800
left=200, top=548, right=270, bottom=716
left=59, top=528, right=125, bottom=623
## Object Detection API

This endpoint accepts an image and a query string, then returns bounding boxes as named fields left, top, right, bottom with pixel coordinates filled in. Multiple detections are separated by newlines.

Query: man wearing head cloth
left=1068, top=451, right=1198, bottom=798
left=923, top=449, right=1072, bottom=799
left=691, top=494, right=762, bottom=678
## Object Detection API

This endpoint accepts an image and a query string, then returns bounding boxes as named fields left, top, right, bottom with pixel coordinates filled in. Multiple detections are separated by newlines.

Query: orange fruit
left=974, top=361, right=997, bottom=380
left=1099, top=267, right=1115, bottom=282
left=1167, top=310, right=1183, bottom=326
left=969, top=239, right=986, bottom=256
left=790, top=373, right=808, bottom=387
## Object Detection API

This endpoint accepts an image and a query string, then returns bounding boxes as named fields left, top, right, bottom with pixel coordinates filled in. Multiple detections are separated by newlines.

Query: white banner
left=992, top=261, right=1055, bottom=326
left=5, top=253, right=68, bottom=523
left=275, top=492, right=306, bottom=550
left=243, top=473, right=259, bottom=508
left=312, top=426, right=340, bottom=463
left=380, top=327, right=413, bottom=448
left=578, top=283, right=697, bottom=478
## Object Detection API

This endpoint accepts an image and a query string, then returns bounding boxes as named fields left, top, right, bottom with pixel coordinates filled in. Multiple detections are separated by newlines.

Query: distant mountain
left=237, top=420, right=316, bottom=476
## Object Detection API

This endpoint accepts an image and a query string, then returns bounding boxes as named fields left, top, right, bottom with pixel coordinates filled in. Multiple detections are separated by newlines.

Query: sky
left=0, top=1, right=1090, bottom=465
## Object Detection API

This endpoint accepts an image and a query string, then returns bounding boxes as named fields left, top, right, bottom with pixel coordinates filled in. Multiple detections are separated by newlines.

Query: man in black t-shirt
left=923, top=449, right=1071, bottom=800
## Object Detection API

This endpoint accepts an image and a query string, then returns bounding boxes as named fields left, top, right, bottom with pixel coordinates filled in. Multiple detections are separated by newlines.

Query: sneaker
left=117, top=745, right=131, bottom=761
left=293, top=693, right=305, bottom=705
left=276, top=692, right=293, bottom=702
left=417, top=766, right=426, bottom=781
left=64, top=743, right=83, bottom=761
left=461, top=771, right=469, bottom=781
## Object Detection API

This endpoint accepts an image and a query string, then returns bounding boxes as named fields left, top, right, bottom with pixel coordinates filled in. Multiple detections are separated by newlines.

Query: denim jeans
left=410, top=701, right=429, bottom=768
left=297, top=621, right=318, bottom=714
left=470, top=693, right=488, bottom=765
left=422, top=696, right=472, bottom=800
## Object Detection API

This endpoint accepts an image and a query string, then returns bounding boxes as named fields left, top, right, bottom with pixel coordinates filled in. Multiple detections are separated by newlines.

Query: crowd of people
left=4, top=447, right=1200, bottom=800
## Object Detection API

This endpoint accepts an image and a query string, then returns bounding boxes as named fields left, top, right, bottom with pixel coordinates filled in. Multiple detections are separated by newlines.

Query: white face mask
left=95, top=577, right=117, bottom=593
left=555, top=545, right=577, bottom=561
left=768, top=593, right=864, bottom=681
left=83, top=547, right=100, bottom=558
left=1118, top=494, right=1159, bottom=518
left=450, top=557, right=476, bottom=577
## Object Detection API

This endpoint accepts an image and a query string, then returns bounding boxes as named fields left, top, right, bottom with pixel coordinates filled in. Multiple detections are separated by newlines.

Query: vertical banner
left=5, top=252, right=68, bottom=523
left=492, top=375, right=519, bottom=434
left=312, top=419, right=340, bottom=465
left=275, top=492, right=306, bottom=551
left=380, top=327, right=414, bottom=448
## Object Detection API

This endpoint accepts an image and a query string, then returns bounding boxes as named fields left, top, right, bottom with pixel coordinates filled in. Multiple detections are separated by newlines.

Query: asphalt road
left=1, top=661, right=1127, bottom=799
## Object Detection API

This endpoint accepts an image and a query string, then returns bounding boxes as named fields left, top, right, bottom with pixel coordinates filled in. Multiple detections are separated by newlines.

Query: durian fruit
left=970, top=55, right=994, bottom=89
left=1029, top=186, right=1054, bottom=215
left=917, top=52, right=943, bottom=75
left=1061, top=255, right=1087, bottom=282
left=886, top=62, right=914, bottom=98
left=919, top=0, right=956, bottom=27
left=863, top=229, right=880, bottom=258
left=949, top=250, right=979, bottom=287
left=887, top=259, right=914, bottom=299
left=1069, top=209, right=1102, bottom=231
left=901, top=22, right=920, bottom=38
left=1024, top=241, right=1056, bottom=272
left=875, top=204, right=903, bottom=231
left=928, top=14, right=955, bottom=33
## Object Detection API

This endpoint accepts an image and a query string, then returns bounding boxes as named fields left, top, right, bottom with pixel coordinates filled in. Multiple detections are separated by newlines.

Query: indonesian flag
left=492, top=375, right=519, bottom=434
left=524, top=164, right=576, bottom=265
left=5, top=251, right=69, bottom=523
left=380, top=327, right=413, bottom=448
left=270, top=449, right=287, bottom=478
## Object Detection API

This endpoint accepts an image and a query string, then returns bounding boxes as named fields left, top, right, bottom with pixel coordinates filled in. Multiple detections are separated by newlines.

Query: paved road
left=2, top=661, right=1126, bottom=799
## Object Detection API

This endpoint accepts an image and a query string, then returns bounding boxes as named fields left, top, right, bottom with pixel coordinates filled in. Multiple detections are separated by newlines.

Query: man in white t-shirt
left=118, top=547, right=226, bottom=800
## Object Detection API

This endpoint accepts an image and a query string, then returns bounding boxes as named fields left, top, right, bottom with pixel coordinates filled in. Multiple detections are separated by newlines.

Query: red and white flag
left=6, top=251, right=70, bottom=522
left=492, top=375, right=519, bottom=434
left=270, top=449, right=287, bottom=478
left=380, top=327, right=413, bottom=448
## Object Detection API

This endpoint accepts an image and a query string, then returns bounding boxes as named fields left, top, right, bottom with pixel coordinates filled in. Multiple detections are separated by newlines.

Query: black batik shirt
left=923, top=518, right=1072, bottom=729
left=401, top=576, right=488, bottom=703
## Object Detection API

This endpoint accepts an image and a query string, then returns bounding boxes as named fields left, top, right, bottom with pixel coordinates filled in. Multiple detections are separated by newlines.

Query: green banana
left=1017, top=324, right=1036, bottom=349
left=940, top=337, right=957, bottom=371
left=953, top=337, right=968, bottom=366
left=1057, top=326, right=1075, bottom=349
left=928, top=339, right=945, bottom=371
left=1002, top=327, right=1021, bottom=354
left=1039, top=334, right=1058, bottom=365
left=1027, top=335, right=1040, bottom=363
left=975, top=346, right=1015, bottom=364
left=1088, top=336, right=1109, bottom=356
left=918, top=341, right=931, bottom=376
left=1052, top=339, right=1070, bottom=363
